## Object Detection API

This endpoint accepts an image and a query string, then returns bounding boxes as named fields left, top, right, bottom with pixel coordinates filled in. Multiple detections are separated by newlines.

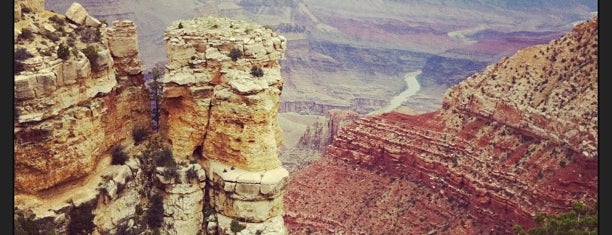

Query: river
left=368, top=70, right=422, bottom=116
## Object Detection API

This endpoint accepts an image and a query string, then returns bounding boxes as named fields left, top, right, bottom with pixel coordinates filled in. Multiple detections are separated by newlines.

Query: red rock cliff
left=285, top=16, right=597, bottom=234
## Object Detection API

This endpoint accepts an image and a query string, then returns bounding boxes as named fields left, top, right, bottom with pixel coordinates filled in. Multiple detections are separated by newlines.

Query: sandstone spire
left=160, top=16, right=289, bottom=234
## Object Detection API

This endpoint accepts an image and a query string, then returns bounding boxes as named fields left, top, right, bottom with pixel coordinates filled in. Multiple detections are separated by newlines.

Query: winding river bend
left=368, top=70, right=422, bottom=116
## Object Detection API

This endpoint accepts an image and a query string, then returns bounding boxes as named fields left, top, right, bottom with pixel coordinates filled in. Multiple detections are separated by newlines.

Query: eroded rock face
left=160, top=16, right=286, bottom=170
left=14, top=10, right=150, bottom=193
left=205, top=161, right=288, bottom=222
left=155, top=164, right=207, bottom=235
left=286, top=16, right=598, bottom=234
left=160, top=16, right=289, bottom=234
left=106, top=20, right=142, bottom=76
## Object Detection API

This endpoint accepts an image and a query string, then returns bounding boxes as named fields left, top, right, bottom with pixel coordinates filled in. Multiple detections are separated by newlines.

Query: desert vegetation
left=513, top=202, right=597, bottom=235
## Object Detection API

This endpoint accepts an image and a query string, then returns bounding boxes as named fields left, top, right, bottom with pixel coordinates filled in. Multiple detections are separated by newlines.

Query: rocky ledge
left=14, top=2, right=150, bottom=193
left=160, top=16, right=290, bottom=234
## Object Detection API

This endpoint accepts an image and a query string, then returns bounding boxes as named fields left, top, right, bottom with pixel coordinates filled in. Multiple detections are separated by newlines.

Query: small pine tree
left=178, top=22, right=183, bottom=29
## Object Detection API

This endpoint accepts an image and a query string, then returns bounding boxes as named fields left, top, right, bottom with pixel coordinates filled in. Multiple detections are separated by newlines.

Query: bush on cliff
left=230, top=219, right=246, bottom=233
left=229, top=48, right=242, bottom=62
left=19, top=28, right=34, bottom=41
left=14, top=48, right=33, bottom=74
left=81, top=45, right=103, bottom=71
left=513, top=201, right=597, bottom=235
left=111, top=145, right=129, bottom=165
left=21, top=5, right=32, bottom=14
left=250, top=66, right=264, bottom=77
left=153, top=147, right=176, bottom=168
left=67, top=203, right=95, bottom=235
left=57, top=43, right=70, bottom=60
left=132, top=126, right=149, bottom=146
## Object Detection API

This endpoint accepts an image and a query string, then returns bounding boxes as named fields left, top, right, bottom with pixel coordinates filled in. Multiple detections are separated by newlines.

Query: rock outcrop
left=285, top=16, right=598, bottom=234
left=155, top=163, right=207, bottom=235
left=14, top=4, right=150, bottom=193
left=15, top=2, right=290, bottom=235
left=159, top=16, right=289, bottom=234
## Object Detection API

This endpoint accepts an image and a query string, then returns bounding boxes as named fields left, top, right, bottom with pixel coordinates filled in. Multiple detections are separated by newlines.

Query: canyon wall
left=15, top=3, right=289, bottom=234
left=14, top=2, right=155, bottom=234
left=14, top=2, right=150, bottom=194
left=285, top=16, right=598, bottom=234
left=159, top=16, right=289, bottom=234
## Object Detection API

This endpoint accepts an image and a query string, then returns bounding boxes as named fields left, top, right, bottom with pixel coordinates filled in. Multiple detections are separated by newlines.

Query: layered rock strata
left=155, top=164, right=208, bottom=235
left=159, top=16, right=289, bottom=234
left=14, top=4, right=150, bottom=193
left=286, top=16, right=598, bottom=234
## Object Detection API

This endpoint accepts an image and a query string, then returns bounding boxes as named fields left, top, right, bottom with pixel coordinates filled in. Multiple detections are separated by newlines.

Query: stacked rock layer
left=285, top=16, right=598, bottom=234
left=14, top=2, right=150, bottom=193
left=160, top=16, right=289, bottom=234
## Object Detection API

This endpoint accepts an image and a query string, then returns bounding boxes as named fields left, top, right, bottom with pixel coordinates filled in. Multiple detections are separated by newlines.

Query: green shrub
left=57, top=43, right=70, bottom=60
left=229, top=48, right=242, bottom=62
left=186, top=167, right=198, bottom=182
left=132, top=126, right=149, bottom=145
left=153, top=148, right=176, bottom=168
left=19, top=28, right=34, bottom=41
left=21, top=5, right=32, bottom=14
left=81, top=45, right=99, bottom=68
left=67, top=203, right=95, bottom=235
left=162, top=166, right=179, bottom=181
left=250, top=66, right=264, bottom=77
left=15, top=48, right=33, bottom=61
left=513, top=201, right=597, bottom=235
left=178, top=22, right=183, bottom=29
left=111, top=145, right=129, bottom=165
left=230, top=219, right=246, bottom=233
